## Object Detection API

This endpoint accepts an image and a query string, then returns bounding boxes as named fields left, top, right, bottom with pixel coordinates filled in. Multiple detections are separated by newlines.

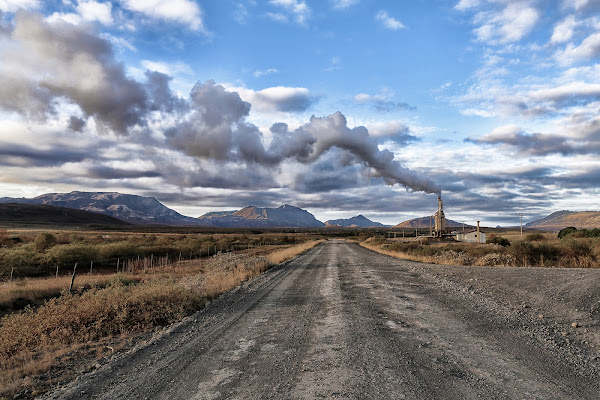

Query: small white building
left=456, top=229, right=486, bottom=243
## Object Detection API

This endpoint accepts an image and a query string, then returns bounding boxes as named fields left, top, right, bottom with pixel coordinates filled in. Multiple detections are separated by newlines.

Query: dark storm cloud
left=145, top=71, right=186, bottom=113
left=0, top=142, right=89, bottom=166
left=166, top=80, right=439, bottom=193
left=465, top=126, right=591, bottom=156
left=0, top=12, right=186, bottom=135
left=68, top=116, right=86, bottom=132
left=85, top=166, right=162, bottom=180
left=0, top=12, right=439, bottom=197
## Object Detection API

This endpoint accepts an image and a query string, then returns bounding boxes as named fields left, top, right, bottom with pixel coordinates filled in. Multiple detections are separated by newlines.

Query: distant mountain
left=0, top=191, right=202, bottom=225
left=199, top=211, right=237, bottom=218
left=325, top=215, right=385, bottom=228
left=0, top=203, right=130, bottom=226
left=197, top=205, right=325, bottom=228
left=525, top=211, right=600, bottom=230
left=394, top=216, right=470, bottom=229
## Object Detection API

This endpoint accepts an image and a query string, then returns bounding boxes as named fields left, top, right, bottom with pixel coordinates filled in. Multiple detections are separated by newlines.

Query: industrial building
left=455, top=229, right=486, bottom=243
left=433, top=193, right=486, bottom=243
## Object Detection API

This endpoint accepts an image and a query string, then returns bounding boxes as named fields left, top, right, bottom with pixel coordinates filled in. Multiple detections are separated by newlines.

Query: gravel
left=43, top=240, right=600, bottom=399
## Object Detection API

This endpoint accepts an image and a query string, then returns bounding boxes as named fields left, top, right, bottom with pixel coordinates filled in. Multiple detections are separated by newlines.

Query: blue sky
left=1, top=0, right=600, bottom=226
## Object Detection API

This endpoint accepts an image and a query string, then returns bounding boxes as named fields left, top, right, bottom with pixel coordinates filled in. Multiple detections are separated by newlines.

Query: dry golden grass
left=360, top=242, right=446, bottom=265
left=266, top=240, right=323, bottom=264
left=0, top=275, right=115, bottom=314
left=0, top=241, right=320, bottom=399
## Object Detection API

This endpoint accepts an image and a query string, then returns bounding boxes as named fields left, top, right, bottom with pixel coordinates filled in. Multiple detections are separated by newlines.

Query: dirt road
left=46, top=240, right=600, bottom=399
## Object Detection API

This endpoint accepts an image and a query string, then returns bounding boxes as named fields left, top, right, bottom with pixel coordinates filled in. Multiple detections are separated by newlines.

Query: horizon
left=2, top=189, right=584, bottom=227
left=1, top=1, right=599, bottom=226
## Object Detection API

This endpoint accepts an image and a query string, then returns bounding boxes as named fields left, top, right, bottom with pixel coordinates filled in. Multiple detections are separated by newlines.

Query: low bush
left=33, top=233, right=56, bottom=253
left=488, top=234, right=510, bottom=247
left=558, top=227, right=577, bottom=239
left=525, top=233, right=546, bottom=242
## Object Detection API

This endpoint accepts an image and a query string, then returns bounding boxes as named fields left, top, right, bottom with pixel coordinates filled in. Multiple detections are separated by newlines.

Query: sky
left=0, top=0, right=599, bottom=226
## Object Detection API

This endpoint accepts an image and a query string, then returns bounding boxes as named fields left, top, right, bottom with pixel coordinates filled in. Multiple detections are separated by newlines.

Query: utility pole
left=517, top=213, right=524, bottom=238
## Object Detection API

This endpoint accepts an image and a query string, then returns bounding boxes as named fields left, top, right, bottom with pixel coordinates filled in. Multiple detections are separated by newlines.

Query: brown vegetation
left=0, top=234, right=321, bottom=399
left=361, top=233, right=599, bottom=269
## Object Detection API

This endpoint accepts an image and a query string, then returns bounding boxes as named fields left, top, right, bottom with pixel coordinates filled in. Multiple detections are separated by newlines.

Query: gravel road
left=45, top=240, right=600, bottom=399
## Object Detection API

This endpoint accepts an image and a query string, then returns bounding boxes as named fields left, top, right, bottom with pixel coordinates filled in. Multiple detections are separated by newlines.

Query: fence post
left=117, top=257, right=120, bottom=273
left=90, top=260, right=93, bottom=274
left=10, top=267, right=14, bottom=282
left=151, top=254, right=153, bottom=269
left=56, top=265, right=59, bottom=278
left=69, top=262, right=78, bottom=293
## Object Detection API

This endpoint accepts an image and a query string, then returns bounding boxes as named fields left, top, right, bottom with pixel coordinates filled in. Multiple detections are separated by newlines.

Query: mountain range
left=0, top=192, right=201, bottom=225
left=0, top=192, right=357, bottom=228
left=7, top=191, right=595, bottom=230
left=325, top=215, right=386, bottom=228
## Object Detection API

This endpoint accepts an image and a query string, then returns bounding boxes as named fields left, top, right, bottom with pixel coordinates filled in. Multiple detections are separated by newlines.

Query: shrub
left=33, top=233, right=56, bottom=252
left=44, top=243, right=99, bottom=267
left=558, top=227, right=577, bottom=239
left=487, top=234, right=510, bottom=247
left=0, top=229, right=11, bottom=248
left=509, top=241, right=561, bottom=266
left=525, top=233, right=546, bottom=242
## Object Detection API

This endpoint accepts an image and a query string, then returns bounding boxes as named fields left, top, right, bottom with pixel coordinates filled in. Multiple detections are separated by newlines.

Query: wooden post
left=56, top=265, right=59, bottom=278
left=179, top=252, right=182, bottom=262
left=150, top=254, right=153, bottom=269
left=69, top=263, right=78, bottom=293
left=117, top=257, right=120, bottom=273
left=10, top=267, right=14, bottom=282
left=90, top=260, right=93, bottom=274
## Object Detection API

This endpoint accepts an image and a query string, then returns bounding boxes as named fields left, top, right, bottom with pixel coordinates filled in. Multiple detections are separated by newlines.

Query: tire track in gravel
left=44, top=240, right=600, bottom=400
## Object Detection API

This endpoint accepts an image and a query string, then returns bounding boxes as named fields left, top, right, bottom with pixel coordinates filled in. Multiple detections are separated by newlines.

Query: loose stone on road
left=46, top=240, right=600, bottom=399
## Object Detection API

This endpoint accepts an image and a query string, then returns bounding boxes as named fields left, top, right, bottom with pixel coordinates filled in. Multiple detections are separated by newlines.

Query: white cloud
left=269, top=0, right=309, bottom=24
left=564, top=0, right=600, bottom=11
left=231, top=85, right=315, bottom=113
left=100, top=33, right=136, bottom=52
left=0, top=0, right=38, bottom=12
left=253, top=68, right=279, bottom=78
left=266, top=12, right=288, bottom=23
left=77, top=1, right=113, bottom=25
left=375, top=10, right=405, bottom=31
left=141, top=60, right=193, bottom=76
left=454, top=0, right=480, bottom=11
left=529, top=81, right=600, bottom=102
left=464, top=2, right=539, bottom=44
left=46, top=1, right=113, bottom=26
left=119, top=0, right=205, bottom=31
left=551, top=15, right=577, bottom=44
left=325, top=56, right=341, bottom=71
left=332, top=0, right=358, bottom=9
left=46, top=12, right=83, bottom=25
left=366, top=120, right=411, bottom=138
left=556, top=32, right=600, bottom=65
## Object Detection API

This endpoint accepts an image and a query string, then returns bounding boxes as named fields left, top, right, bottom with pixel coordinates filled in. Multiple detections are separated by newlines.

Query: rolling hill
left=394, top=216, right=470, bottom=229
left=197, top=205, right=325, bottom=228
left=0, top=203, right=130, bottom=226
left=525, top=211, right=600, bottom=230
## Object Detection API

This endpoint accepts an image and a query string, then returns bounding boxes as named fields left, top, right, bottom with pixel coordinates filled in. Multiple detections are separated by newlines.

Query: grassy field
left=360, top=229, right=599, bottom=268
left=0, top=228, right=322, bottom=399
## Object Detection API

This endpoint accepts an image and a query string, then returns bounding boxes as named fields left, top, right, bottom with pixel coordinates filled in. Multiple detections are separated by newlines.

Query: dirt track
left=44, top=240, right=600, bottom=399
